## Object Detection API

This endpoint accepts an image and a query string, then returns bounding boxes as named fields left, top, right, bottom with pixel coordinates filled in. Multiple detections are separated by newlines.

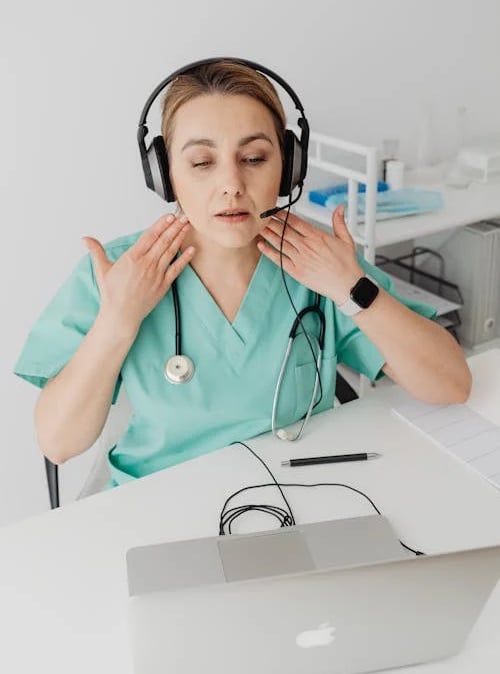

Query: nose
left=220, top=159, right=245, bottom=197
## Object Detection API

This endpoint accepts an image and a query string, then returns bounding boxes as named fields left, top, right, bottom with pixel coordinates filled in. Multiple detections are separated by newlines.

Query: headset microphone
left=260, top=206, right=282, bottom=219
left=259, top=184, right=304, bottom=220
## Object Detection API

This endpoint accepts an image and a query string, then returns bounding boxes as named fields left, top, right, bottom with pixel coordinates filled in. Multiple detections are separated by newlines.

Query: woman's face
left=168, top=93, right=283, bottom=249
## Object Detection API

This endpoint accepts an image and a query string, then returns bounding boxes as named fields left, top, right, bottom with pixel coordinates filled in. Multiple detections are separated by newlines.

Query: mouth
left=215, top=209, right=250, bottom=223
left=216, top=209, right=250, bottom=216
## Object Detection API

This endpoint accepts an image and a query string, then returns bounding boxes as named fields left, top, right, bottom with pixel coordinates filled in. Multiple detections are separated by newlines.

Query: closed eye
left=244, top=156, right=267, bottom=164
left=191, top=156, right=267, bottom=169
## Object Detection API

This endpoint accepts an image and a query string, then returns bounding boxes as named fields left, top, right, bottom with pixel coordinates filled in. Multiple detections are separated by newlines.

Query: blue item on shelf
left=324, top=188, right=444, bottom=222
left=309, top=181, right=389, bottom=207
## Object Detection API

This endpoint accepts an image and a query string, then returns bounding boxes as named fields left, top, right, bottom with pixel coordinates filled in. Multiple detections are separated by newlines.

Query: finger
left=271, top=210, right=312, bottom=236
left=129, top=213, right=184, bottom=258
left=163, top=246, right=196, bottom=287
left=82, top=237, right=112, bottom=285
left=157, top=225, right=191, bottom=270
left=264, top=220, right=304, bottom=249
left=269, top=214, right=305, bottom=238
left=146, top=217, right=190, bottom=266
left=332, top=205, right=353, bottom=244
left=257, top=239, right=295, bottom=273
left=260, top=226, right=300, bottom=258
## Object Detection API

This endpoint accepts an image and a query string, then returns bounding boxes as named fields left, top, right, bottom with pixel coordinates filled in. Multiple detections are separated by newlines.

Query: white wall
left=2, top=0, right=500, bottom=527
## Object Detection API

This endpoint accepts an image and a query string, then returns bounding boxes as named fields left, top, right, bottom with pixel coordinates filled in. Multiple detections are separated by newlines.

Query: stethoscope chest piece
left=164, top=355, right=195, bottom=384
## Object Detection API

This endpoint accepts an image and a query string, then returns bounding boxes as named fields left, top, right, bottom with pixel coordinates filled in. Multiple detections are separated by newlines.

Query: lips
left=216, top=209, right=249, bottom=216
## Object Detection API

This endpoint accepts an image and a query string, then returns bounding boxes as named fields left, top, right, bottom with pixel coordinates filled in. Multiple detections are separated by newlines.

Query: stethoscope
left=163, top=280, right=195, bottom=384
left=164, top=281, right=326, bottom=441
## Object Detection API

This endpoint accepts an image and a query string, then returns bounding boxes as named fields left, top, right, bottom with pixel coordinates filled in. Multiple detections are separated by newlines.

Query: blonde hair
left=161, top=60, right=287, bottom=155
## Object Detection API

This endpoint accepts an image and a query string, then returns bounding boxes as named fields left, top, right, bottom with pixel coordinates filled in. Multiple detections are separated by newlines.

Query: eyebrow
left=181, top=133, right=274, bottom=152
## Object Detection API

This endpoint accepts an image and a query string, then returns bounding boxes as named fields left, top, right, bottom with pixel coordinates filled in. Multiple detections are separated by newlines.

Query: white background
left=2, top=0, right=500, bottom=527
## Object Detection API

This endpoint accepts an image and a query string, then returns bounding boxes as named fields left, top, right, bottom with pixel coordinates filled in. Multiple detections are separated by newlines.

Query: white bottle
left=385, top=160, right=405, bottom=190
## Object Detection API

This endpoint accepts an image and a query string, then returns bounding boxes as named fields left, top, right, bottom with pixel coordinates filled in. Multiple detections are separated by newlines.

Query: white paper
left=392, top=398, right=500, bottom=490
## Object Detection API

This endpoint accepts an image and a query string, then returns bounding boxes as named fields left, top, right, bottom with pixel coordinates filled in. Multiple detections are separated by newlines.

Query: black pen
left=281, top=452, right=381, bottom=467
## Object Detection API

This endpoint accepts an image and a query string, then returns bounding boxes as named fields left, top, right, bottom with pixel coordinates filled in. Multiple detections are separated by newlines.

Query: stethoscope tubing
left=167, top=279, right=325, bottom=439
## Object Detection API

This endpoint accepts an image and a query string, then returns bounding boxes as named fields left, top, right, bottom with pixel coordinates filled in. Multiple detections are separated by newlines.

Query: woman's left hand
left=257, top=205, right=364, bottom=305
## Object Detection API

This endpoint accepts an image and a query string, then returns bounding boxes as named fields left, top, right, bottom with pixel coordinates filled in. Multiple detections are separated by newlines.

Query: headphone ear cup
left=279, top=130, right=303, bottom=197
left=145, top=136, right=176, bottom=202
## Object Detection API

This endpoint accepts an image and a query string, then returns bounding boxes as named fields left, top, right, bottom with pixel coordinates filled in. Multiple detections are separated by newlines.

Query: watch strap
left=337, top=296, right=364, bottom=316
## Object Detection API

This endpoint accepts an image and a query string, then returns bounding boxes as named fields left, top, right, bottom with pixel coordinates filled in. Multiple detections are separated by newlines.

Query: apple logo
left=296, top=622, right=337, bottom=649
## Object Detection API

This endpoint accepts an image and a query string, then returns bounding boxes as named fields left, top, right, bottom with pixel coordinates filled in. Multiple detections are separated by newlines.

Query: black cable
left=277, top=194, right=324, bottom=408
left=227, top=441, right=296, bottom=530
left=221, top=441, right=425, bottom=557
left=221, top=503, right=293, bottom=535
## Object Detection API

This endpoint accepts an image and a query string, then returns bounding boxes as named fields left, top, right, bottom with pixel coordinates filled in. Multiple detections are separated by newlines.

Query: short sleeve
left=334, top=255, right=438, bottom=381
left=13, top=254, right=122, bottom=404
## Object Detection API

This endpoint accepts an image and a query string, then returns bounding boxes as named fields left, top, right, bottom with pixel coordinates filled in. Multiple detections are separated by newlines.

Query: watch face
left=351, top=277, right=379, bottom=308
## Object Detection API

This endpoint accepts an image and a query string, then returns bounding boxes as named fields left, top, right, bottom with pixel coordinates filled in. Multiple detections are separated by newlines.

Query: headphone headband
left=138, top=57, right=306, bottom=127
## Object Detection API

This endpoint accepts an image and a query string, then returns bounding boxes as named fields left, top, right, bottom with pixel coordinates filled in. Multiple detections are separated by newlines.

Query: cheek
left=266, top=158, right=283, bottom=193
left=169, top=166, right=203, bottom=208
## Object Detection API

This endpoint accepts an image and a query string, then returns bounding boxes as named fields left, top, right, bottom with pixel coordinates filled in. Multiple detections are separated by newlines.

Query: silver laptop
left=126, top=515, right=500, bottom=674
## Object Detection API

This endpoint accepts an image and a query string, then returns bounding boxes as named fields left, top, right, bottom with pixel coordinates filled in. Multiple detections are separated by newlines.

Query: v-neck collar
left=179, top=254, right=281, bottom=370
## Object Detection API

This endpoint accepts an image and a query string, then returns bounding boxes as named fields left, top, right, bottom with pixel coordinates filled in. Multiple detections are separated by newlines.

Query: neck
left=181, top=233, right=261, bottom=285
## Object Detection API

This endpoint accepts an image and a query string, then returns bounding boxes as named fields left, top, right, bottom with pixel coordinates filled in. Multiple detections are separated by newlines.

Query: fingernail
left=166, top=214, right=175, bottom=224
left=179, top=214, right=189, bottom=224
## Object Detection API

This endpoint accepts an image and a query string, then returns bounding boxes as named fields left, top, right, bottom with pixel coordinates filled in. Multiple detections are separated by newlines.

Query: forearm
left=35, top=311, right=139, bottom=464
left=354, top=288, right=472, bottom=403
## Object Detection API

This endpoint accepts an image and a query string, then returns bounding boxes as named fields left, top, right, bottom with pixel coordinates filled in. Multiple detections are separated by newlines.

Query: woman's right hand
left=82, top=213, right=194, bottom=333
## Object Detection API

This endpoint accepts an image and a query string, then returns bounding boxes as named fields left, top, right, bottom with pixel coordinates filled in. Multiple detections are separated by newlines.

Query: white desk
left=295, top=179, right=500, bottom=249
left=1, top=351, right=500, bottom=673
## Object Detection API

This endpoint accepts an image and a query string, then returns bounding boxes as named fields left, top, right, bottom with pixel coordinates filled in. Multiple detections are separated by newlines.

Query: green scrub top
left=14, top=229, right=436, bottom=488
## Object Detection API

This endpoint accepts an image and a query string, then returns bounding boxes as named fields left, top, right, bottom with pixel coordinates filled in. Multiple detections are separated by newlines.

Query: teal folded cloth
left=324, top=188, right=444, bottom=221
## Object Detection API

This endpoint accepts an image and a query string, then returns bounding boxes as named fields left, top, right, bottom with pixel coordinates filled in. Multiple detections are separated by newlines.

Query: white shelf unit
left=293, top=130, right=500, bottom=265
left=292, top=129, right=379, bottom=264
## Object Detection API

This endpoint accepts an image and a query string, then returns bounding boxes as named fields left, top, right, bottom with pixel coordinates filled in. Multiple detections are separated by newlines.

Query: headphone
left=137, top=57, right=310, bottom=207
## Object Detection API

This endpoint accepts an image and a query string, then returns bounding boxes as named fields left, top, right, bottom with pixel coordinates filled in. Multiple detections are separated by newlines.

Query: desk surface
left=295, top=180, right=500, bottom=248
left=1, top=351, right=500, bottom=674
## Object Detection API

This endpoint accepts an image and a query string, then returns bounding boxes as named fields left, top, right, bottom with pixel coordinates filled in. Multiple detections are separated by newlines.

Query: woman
left=14, top=59, right=471, bottom=489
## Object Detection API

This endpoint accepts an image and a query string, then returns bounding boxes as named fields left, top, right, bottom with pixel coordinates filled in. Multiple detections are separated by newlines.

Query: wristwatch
left=337, top=276, right=379, bottom=316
